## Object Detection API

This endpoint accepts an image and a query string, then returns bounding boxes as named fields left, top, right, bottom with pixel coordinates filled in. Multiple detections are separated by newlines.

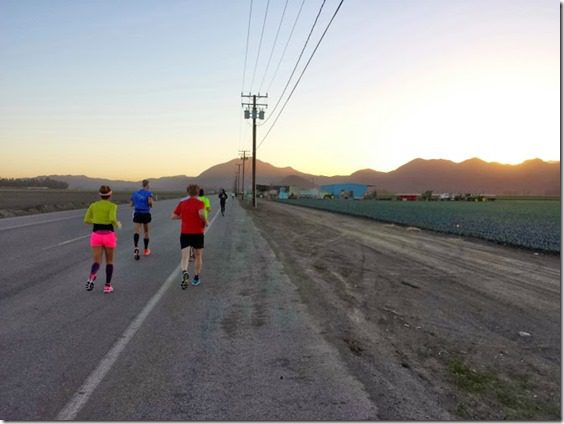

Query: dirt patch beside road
left=246, top=200, right=560, bottom=420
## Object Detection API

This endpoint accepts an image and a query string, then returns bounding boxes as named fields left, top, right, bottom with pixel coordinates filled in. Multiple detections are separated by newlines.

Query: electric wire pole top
left=241, top=93, right=268, bottom=208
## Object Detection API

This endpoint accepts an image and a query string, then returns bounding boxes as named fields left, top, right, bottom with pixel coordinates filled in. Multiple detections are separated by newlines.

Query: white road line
left=42, top=235, right=90, bottom=250
left=55, top=266, right=180, bottom=420
left=206, top=207, right=220, bottom=230
left=56, top=209, right=221, bottom=420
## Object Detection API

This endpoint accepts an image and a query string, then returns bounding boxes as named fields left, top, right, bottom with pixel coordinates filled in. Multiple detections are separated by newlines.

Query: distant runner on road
left=83, top=185, right=121, bottom=294
left=171, top=184, right=208, bottom=289
left=218, top=188, right=228, bottom=216
left=130, top=179, right=154, bottom=260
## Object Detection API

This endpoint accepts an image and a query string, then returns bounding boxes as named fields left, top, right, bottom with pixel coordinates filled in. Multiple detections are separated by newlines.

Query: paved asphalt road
left=0, top=197, right=378, bottom=420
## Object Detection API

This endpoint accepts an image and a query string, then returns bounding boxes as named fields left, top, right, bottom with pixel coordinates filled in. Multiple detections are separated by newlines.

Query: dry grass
left=0, top=189, right=184, bottom=218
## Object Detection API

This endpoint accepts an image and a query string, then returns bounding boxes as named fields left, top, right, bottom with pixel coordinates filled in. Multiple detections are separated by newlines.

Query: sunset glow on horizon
left=0, top=0, right=559, bottom=180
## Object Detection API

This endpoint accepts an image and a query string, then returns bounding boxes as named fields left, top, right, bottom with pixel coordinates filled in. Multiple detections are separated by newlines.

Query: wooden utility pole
left=238, top=150, right=249, bottom=199
left=241, top=93, right=267, bottom=207
left=235, top=163, right=241, bottom=196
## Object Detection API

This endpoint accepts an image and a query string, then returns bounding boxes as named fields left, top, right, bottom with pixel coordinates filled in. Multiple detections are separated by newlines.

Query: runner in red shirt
left=171, top=184, right=208, bottom=289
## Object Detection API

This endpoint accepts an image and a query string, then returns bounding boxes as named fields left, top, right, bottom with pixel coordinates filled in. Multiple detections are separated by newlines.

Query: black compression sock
left=90, top=262, right=100, bottom=278
left=133, top=233, right=139, bottom=247
left=106, top=264, right=114, bottom=284
left=144, top=238, right=149, bottom=249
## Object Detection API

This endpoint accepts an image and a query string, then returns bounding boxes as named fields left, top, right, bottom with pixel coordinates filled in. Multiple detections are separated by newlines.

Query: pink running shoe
left=103, top=284, right=114, bottom=294
left=144, top=249, right=151, bottom=256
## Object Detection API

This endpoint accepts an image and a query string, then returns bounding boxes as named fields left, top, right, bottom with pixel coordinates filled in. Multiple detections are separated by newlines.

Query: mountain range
left=41, top=157, right=560, bottom=196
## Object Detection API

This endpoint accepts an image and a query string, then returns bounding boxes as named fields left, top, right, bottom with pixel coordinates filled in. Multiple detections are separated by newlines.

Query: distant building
left=396, top=193, right=419, bottom=201
left=278, top=186, right=289, bottom=200
left=320, top=183, right=368, bottom=200
left=297, top=188, right=321, bottom=198
left=288, top=186, right=301, bottom=198
left=256, top=184, right=288, bottom=199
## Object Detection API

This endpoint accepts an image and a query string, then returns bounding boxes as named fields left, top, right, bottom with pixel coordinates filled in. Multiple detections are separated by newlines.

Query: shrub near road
left=0, top=189, right=185, bottom=218
left=280, top=199, right=560, bottom=253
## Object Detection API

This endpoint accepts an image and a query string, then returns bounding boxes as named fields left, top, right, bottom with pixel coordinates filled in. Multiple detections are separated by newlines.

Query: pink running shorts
left=90, top=231, right=117, bottom=248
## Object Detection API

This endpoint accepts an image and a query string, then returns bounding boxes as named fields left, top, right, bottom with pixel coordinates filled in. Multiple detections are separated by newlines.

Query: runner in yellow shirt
left=83, top=185, right=122, bottom=293
left=199, top=188, right=211, bottom=219
left=190, top=188, right=211, bottom=261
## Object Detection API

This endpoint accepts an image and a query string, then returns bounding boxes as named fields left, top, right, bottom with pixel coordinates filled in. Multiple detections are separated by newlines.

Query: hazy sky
left=0, top=0, right=559, bottom=180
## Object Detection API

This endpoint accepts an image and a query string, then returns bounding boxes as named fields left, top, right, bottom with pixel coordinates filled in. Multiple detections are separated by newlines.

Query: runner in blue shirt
left=130, top=179, right=154, bottom=260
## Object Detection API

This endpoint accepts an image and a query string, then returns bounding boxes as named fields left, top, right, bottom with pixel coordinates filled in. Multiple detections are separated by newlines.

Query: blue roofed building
left=320, top=183, right=368, bottom=199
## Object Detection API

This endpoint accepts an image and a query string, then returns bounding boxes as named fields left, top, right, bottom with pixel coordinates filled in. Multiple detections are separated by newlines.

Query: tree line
left=0, top=177, right=69, bottom=189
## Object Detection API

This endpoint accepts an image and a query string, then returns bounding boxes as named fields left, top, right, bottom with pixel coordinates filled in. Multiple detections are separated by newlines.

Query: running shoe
left=134, top=248, right=140, bottom=261
left=85, top=277, right=95, bottom=291
left=103, top=284, right=114, bottom=294
left=144, top=248, right=151, bottom=256
left=181, top=272, right=189, bottom=290
left=192, top=276, right=201, bottom=286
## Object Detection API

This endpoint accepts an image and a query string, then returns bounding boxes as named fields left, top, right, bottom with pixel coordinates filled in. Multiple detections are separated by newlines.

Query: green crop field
left=280, top=199, right=561, bottom=253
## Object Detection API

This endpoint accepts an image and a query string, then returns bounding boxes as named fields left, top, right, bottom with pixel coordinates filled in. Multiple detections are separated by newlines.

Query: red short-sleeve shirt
left=174, top=197, right=205, bottom=234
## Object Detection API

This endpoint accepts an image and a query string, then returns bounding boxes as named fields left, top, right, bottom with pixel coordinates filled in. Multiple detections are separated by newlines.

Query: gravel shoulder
left=246, top=199, right=561, bottom=420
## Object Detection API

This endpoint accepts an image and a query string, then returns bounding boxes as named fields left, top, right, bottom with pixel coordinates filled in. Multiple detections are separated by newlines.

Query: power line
left=237, top=110, right=245, bottom=151
left=265, top=0, right=306, bottom=95
left=239, top=0, right=254, bottom=154
left=258, top=0, right=289, bottom=94
left=249, top=0, right=270, bottom=92
left=241, top=0, right=254, bottom=93
left=261, top=0, right=326, bottom=126
left=242, top=119, right=252, bottom=150
left=258, top=0, right=344, bottom=149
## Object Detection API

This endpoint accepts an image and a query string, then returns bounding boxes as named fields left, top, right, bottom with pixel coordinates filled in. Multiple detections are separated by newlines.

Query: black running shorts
left=133, top=212, right=152, bottom=224
left=180, top=233, right=204, bottom=249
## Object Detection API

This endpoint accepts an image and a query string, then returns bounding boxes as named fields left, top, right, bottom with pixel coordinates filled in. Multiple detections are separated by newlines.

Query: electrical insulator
left=244, top=110, right=250, bottom=119
left=258, top=110, right=265, bottom=120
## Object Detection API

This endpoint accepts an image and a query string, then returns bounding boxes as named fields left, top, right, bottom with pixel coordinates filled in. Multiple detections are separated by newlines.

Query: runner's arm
left=199, top=208, right=208, bottom=227
left=110, top=204, right=121, bottom=229
left=171, top=202, right=181, bottom=219
left=84, top=205, right=93, bottom=224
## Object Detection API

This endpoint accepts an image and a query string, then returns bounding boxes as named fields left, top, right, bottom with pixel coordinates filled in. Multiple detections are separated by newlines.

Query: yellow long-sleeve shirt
left=84, top=199, right=119, bottom=229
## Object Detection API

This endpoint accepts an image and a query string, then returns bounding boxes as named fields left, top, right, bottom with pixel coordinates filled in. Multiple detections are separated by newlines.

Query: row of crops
left=278, top=199, right=561, bottom=253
